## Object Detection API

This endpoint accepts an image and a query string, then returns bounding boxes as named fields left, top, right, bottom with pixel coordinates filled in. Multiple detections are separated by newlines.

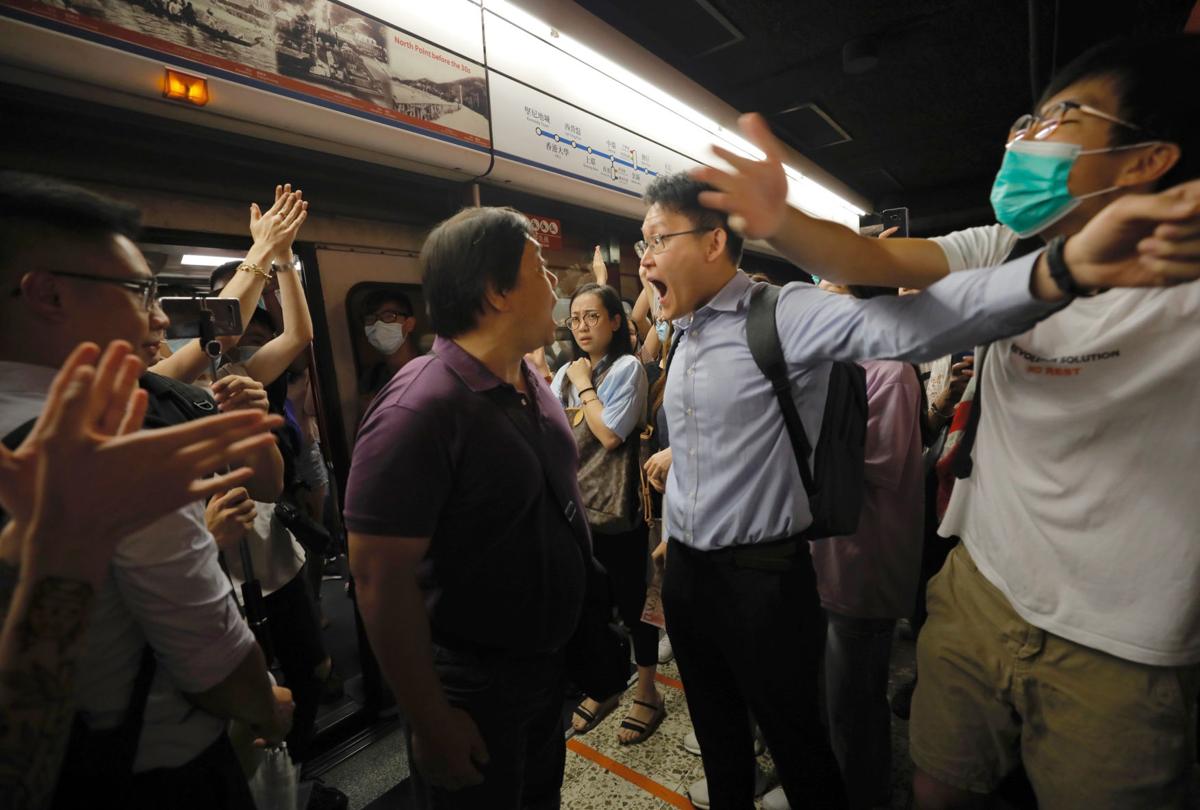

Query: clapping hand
left=249, top=184, right=308, bottom=264
left=0, top=342, right=282, bottom=584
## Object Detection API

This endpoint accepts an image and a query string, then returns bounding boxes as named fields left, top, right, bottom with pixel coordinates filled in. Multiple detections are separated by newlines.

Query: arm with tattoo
left=0, top=560, right=95, bottom=809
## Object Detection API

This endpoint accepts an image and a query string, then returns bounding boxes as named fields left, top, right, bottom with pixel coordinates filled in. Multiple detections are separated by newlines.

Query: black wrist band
left=1046, top=235, right=1099, bottom=298
left=578, top=387, right=596, bottom=398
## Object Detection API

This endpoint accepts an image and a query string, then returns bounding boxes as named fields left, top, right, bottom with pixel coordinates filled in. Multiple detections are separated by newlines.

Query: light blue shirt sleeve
left=596, top=356, right=648, bottom=441
left=775, top=250, right=1063, bottom=366
left=664, top=253, right=1064, bottom=550
left=552, top=356, right=648, bottom=442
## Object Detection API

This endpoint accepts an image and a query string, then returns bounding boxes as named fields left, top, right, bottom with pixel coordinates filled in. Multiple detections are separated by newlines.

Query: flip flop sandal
left=618, top=698, right=667, bottom=745
left=572, top=695, right=619, bottom=734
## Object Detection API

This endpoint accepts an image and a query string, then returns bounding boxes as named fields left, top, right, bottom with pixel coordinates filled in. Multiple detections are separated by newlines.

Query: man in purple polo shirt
left=345, top=206, right=587, bottom=810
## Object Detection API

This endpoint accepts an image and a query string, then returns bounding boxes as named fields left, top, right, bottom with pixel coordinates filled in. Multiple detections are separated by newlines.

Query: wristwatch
left=1046, top=235, right=1101, bottom=298
left=271, top=255, right=300, bottom=275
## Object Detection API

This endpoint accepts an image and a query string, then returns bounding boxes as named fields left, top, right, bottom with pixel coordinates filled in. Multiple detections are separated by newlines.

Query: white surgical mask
left=366, top=322, right=406, bottom=355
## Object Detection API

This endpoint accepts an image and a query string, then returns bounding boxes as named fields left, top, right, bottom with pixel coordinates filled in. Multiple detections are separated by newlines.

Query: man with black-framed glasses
left=0, top=172, right=291, bottom=809
left=692, top=33, right=1200, bottom=810
left=357, top=288, right=420, bottom=414
left=14, top=270, right=161, bottom=313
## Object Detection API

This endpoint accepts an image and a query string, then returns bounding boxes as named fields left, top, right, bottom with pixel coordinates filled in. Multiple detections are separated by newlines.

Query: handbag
left=563, top=361, right=645, bottom=534
left=565, top=555, right=634, bottom=700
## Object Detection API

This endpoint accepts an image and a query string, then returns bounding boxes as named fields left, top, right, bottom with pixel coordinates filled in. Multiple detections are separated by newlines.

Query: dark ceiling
left=574, top=0, right=1196, bottom=236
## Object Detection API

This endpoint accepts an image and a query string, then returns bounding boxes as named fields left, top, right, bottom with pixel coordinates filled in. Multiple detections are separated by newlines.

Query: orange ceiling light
left=162, top=69, right=209, bottom=106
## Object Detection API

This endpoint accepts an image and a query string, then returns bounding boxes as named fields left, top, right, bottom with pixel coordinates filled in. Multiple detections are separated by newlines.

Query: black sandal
left=572, top=695, right=619, bottom=734
left=618, top=698, right=667, bottom=745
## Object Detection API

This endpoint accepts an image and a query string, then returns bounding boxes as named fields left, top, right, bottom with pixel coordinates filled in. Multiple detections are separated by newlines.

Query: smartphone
left=951, top=350, right=974, bottom=364
left=160, top=296, right=243, bottom=339
left=881, top=207, right=909, bottom=238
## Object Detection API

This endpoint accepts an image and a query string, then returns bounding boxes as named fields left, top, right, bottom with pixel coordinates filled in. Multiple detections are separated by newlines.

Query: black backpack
left=746, top=284, right=868, bottom=539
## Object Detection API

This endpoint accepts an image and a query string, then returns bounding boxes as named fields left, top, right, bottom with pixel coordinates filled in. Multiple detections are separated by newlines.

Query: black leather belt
left=671, top=536, right=804, bottom=572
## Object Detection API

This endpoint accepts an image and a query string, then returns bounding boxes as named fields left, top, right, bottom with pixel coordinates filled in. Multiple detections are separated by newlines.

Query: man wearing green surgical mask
left=693, top=34, right=1200, bottom=810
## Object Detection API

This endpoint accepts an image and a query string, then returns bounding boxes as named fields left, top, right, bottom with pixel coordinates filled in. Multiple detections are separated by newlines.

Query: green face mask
left=989, top=139, right=1157, bottom=238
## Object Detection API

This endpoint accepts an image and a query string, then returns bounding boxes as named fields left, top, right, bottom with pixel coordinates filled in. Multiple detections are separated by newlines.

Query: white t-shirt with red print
left=934, top=224, right=1200, bottom=667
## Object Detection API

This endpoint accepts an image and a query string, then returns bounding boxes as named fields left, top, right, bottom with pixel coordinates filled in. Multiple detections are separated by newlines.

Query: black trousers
left=264, top=561, right=328, bottom=759
left=591, top=522, right=658, bottom=669
left=130, top=732, right=255, bottom=810
left=408, top=645, right=566, bottom=810
left=663, top=539, right=847, bottom=810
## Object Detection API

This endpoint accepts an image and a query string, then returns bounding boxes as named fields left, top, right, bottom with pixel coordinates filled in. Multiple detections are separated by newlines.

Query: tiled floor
left=560, top=632, right=919, bottom=810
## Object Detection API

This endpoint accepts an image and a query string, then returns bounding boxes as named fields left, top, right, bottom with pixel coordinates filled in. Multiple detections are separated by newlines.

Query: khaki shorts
left=910, top=544, right=1199, bottom=809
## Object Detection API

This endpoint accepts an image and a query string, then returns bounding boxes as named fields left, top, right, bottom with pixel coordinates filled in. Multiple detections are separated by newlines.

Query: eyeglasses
left=634, top=228, right=713, bottom=259
left=1007, top=100, right=1141, bottom=145
left=18, top=271, right=160, bottom=311
left=364, top=310, right=411, bottom=326
left=564, top=310, right=604, bottom=331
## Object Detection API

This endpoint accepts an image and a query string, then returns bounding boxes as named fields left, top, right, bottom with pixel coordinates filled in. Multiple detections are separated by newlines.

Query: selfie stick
left=195, top=299, right=274, bottom=660
left=239, top=536, right=274, bottom=662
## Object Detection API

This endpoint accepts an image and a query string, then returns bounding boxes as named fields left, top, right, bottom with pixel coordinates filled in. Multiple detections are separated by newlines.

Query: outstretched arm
left=692, top=114, right=951, bottom=288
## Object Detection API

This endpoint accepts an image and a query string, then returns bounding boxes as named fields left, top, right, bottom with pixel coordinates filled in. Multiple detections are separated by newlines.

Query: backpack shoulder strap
left=746, top=284, right=816, bottom=496
left=140, top=372, right=217, bottom=427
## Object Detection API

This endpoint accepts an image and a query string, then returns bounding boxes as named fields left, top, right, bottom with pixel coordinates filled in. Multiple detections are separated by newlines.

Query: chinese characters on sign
left=527, top=215, right=563, bottom=251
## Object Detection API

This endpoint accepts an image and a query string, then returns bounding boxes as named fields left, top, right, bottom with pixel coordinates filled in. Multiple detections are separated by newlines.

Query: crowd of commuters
left=1, top=31, right=1200, bottom=810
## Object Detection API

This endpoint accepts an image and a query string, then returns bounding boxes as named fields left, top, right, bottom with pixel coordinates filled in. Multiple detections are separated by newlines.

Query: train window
left=346, top=281, right=430, bottom=419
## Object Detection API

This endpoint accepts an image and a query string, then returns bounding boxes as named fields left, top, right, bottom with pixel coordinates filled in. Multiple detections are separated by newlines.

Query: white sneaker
left=657, top=633, right=673, bottom=664
left=761, top=786, right=791, bottom=810
left=682, top=728, right=765, bottom=757
left=686, top=766, right=770, bottom=809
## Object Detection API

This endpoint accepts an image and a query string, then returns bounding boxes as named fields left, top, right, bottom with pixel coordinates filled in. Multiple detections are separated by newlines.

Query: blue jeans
left=823, top=612, right=895, bottom=810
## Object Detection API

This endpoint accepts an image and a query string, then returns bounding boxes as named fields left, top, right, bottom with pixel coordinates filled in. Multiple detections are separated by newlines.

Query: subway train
left=2, top=1, right=1199, bottom=809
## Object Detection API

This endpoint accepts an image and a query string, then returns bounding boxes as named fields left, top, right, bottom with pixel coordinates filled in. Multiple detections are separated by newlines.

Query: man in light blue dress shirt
left=636, top=167, right=1191, bottom=809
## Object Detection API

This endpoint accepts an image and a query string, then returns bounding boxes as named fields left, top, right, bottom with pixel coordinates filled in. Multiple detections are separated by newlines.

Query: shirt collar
left=433, top=335, right=538, bottom=394
left=675, top=270, right=751, bottom=331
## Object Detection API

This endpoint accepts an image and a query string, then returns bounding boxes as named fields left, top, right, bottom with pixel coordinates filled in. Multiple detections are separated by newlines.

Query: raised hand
left=0, top=342, right=282, bottom=584
left=592, top=245, right=608, bottom=287
left=249, top=183, right=308, bottom=264
left=1066, top=177, right=1200, bottom=288
left=690, top=113, right=790, bottom=239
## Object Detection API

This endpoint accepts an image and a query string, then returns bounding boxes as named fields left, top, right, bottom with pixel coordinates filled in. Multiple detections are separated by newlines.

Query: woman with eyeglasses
left=550, top=282, right=663, bottom=745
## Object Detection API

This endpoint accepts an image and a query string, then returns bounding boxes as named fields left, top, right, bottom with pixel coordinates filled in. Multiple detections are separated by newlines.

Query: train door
left=141, top=227, right=394, bottom=765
